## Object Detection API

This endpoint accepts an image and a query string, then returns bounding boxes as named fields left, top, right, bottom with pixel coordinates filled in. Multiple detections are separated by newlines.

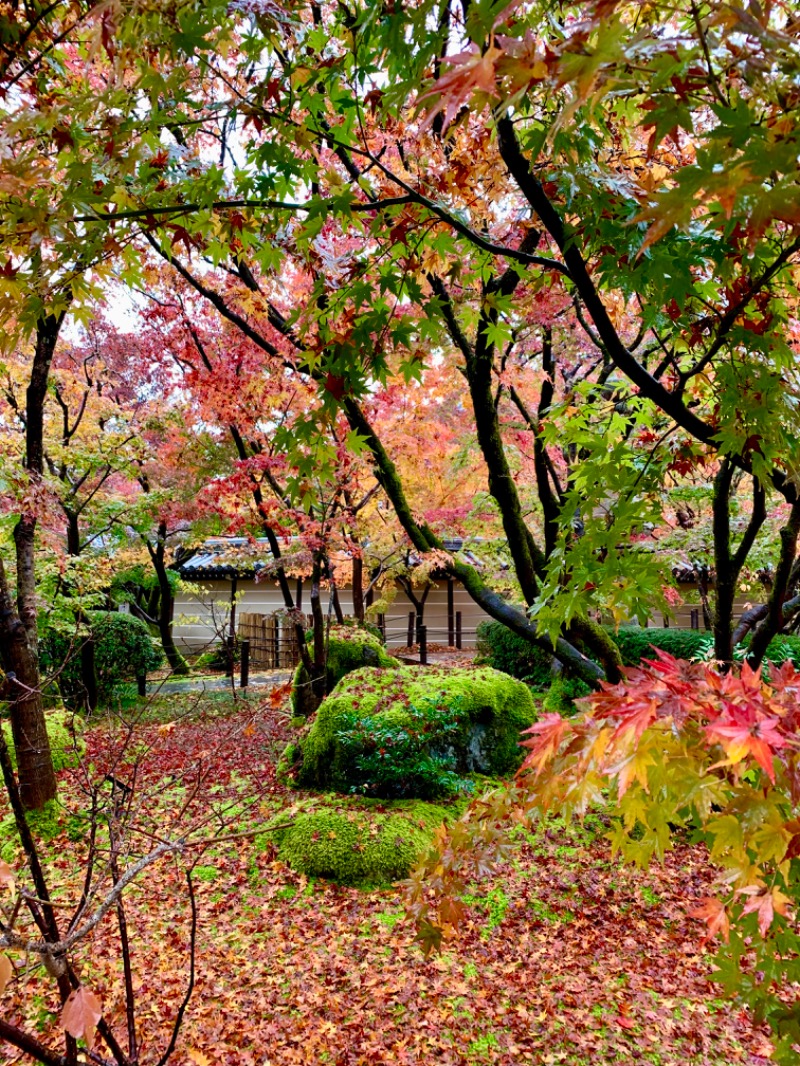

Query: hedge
left=41, top=611, right=164, bottom=704
left=474, top=619, right=553, bottom=687
left=609, top=626, right=709, bottom=666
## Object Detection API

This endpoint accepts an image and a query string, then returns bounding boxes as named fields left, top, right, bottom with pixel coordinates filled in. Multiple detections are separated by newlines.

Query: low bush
left=268, top=796, right=457, bottom=886
left=542, top=676, right=592, bottom=715
left=609, top=627, right=800, bottom=668
left=288, top=665, right=536, bottom=793
left=474, top=619, right=553, bottom=687
left=41, top=611, right=164, bottom=704
left=92, top=612, right=164, bottom=690
left=333, top=700, right=473, bottom=799
left=761, top=633, right=800, bottom=665
left=606, top=626, right=709, bottom=666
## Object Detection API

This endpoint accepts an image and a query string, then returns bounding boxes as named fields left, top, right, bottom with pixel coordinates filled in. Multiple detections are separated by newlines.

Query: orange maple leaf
left=519, top=713, right=569, bottom=775
left=691, top=896, right=730, bottom=943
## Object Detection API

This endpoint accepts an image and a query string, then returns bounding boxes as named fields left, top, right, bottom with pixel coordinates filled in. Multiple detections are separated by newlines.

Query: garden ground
left=1, top=681, right=776, bottom=1066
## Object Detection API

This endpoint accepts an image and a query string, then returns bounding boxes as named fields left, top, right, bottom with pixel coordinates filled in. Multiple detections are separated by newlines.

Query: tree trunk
left=749, top=501, right=800, bottom=666
left=64, top=509, right=99, bottom=713
left=0, top=559, right=58, bottom=810
left=352, top=555, right=365, bottom=622
left=304, top=556, right=328, bottom=714
left=147, top=523, right=189, bottom=675
left=6, top=314, right=66, bottom=807
left=712, top=463, right=767, bottom=666
left=330, top=582, right=345, bottom=624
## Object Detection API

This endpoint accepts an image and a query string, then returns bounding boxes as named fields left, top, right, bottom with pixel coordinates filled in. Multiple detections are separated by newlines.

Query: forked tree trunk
left=4, top=314, right=66, bottom=807
left=147, top=524, right=189, bottom=675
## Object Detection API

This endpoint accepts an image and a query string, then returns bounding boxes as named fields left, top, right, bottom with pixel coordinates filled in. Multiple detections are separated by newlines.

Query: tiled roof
left=175, top=537, right=486, bottom=581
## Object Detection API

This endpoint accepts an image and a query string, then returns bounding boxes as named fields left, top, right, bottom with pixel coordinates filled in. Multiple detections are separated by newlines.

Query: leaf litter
left=0, top=687, right=775, bottom=1066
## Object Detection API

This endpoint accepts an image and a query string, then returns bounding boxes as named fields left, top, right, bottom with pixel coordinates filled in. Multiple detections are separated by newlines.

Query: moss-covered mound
left=290, top=665, right=536, bottom=793
left=269, top=796, right=455, bottom=886
left=291, top=624, right=399, bottom=716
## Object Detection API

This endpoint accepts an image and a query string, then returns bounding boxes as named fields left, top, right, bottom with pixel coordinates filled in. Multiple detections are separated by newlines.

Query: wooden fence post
left=407, top=611, right=415, bottom=648
left=455, top=611, right=462, bottom=650
left=419, top=626, right=427, bottom=665
left=447, top=579, right=455, bottom=646
left=225, top=634, right=235, bottom=676
left=136, top=674, right=147, bottom=697
left=240, top=639, right=250, bottom=688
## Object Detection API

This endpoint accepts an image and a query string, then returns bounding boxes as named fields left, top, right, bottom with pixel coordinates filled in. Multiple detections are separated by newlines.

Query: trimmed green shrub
left=268, top=796, right=456, bottom=886
left=475, top=620, right=800, bottom=682
left=289, top=665, right=536, bottom=792
left=606, top=626, right=708, bottom=666
left=92, top=612, right=164, bottom=690
left=761, top=634, right=800, bottom=665
left=475, top=619, right=553, bottom=687
left=291, top=623, right=399, bottom=716
left=542, top=676, right=592, bottom=715
left=689, top=631, right=800, bottom=669
left=41, top=611, right=164, bottom=703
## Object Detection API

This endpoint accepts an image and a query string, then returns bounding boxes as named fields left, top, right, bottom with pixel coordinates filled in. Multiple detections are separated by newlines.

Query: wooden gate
left=237, top=612, right=312, bottom=669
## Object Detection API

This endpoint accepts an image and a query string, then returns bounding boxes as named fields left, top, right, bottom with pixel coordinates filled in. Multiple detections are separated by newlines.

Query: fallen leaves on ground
left=0, top=685, right=775, bottom=1066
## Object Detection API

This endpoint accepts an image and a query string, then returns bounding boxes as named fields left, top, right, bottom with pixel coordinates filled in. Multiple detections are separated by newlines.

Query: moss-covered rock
left=1, top=705, right=85, bottom=773
left=290, top=665, right=536, bottom=793
left=290, top=624, right=399, bottom=717
left=269, top=796, right=456, bottom=885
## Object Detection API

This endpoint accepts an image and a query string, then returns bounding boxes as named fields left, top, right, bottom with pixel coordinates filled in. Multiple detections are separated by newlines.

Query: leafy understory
left=0, top=690, right=774, bottom=1066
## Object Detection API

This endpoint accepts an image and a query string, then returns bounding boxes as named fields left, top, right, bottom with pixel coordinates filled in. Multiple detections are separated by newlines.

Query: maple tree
left=7, top=0, right=800, bottom=696
left=408, top=650, right=800, bottom=1060
left=131, top=281, right=397, bottom=711
left=52, top=0, right=787, bottom=686
left=3, top=1, right=800, bottom=1054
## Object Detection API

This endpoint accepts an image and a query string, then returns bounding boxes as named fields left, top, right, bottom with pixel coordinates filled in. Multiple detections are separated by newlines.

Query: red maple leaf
left=705, top=711, right=786, bottom=782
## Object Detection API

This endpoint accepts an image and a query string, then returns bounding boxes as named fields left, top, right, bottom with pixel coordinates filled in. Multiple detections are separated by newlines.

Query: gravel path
left=145, top=670, right=291, bottom=694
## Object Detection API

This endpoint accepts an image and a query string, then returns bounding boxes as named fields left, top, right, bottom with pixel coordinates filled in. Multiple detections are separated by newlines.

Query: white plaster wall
left=173, top=578, right=491, bottom=651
